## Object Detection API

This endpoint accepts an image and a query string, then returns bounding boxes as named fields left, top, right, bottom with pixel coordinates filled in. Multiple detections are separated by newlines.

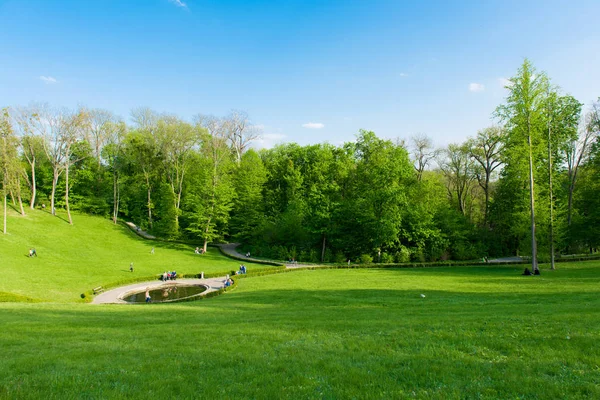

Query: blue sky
left=1, top=0, right=598, bottom=148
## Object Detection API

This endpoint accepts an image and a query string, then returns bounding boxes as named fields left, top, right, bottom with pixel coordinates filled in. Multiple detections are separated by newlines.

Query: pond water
left=123, top=284, right=208, bottom=303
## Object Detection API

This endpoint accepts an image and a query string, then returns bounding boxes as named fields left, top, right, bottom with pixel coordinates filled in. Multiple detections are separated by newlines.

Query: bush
left=381, top=252, right=394, bottom=263
left=359, top=254, right=373, bottom=264
left=395, top=247, right=411, bottom=263
left=333, top=252, right=347, bottom=263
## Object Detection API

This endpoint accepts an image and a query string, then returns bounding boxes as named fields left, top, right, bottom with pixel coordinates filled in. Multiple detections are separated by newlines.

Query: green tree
left=495, top=59, right=549, bottom=271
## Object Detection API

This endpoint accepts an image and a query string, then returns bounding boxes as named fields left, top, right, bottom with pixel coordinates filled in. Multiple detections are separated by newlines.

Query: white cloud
left=498, top=77, right=513, bottom=89
left=399, top=72, right=409, bottom=77
left=302, top=122, right=324, bottom=129
left=469, top=83, right=485, bottom=92
left=169, top=0, right=187, bottom=8
left=251, top=133, right=287, bottom=149
left=39, top=76, right=58, bottom=84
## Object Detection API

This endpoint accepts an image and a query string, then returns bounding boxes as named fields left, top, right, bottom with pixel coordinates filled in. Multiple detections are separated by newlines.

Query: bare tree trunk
left=65, top=163, right=72, bottom=225
left=147, top=186, right=152, bottom=230
left=527, top=126, right=538, bottom=272
left=321, top=234, right=326, bottom=262
left=112, top=170, right=119, bottom=224
left=144, top=171, right=153, bottom=230
left=203, top=217, right=211, bottom=253
left=50, top=168, right=59, bottom=215
left=548, top=118, right=555, bottom=270
left=29, top=157, right=36, bottom=209
left=17, top=190, right=25, bottom=216
left=3, top=191, right=6, bottom=234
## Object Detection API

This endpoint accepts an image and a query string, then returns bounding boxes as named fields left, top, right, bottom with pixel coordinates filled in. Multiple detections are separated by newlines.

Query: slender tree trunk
left=3, top=191, right=6, bottom=235
left=321, top=234, right=326, bottom=262
left=144, top=172, right=153, bottom=230
left=548, top=118, right=555, bottom=270
left=484, top=173, right=490, bottom=226
left=17, top=189, right=25, bottom=216
left=29, top=157, right=36, bottom=209
left=527, top=124, right=538, bottom=272
left=147, top=186, right=152, bottom=230
left=65, top=163, right=72, bottom=225
left=203, top=217, right=212, bottom=253
left=112, top=169, right=119, bottom=224
left=50, top=168, right=59, bottom=215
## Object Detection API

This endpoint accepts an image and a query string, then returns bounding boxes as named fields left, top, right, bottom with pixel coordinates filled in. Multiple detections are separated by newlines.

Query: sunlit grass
left=1, top=263, right=599, bottom=398
left=0, top=208, right=268, bottom=301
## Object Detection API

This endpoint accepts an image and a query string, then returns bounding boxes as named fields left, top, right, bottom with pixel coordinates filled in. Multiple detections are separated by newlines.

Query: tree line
left=1, top=60, right=599, bottom=264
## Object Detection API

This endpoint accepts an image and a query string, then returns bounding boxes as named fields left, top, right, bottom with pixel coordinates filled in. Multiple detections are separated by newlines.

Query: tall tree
left=225, top=110, right=261, bottom=165
left=189, top=115, right=235, bottom=251
left=103, top=120, right=127, bottom=224
left=62, top=108, right=90, bottom=225
left=495, top=59, right=549, bottom=272
left=438, top=143, right=477, bottom=218
left=158, top=117, right=201, bottom=232
left=466, top=126, right=505, bottom=226
left=545, top=92, right=582, bottom=268
left=410, top=134, right=438, bottom=182
left=87, top=109, right=116, bottom=167
left=13, top=106, right=46, bottom=209
left=565, top=100, right=598, bottom=228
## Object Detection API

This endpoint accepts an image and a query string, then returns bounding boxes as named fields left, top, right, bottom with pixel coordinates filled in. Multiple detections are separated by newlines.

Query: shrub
left=381, top=252, right=394, bottom=263
left=395, top=247, right=411, bottom=263
left=359, top=254, right=373, bottom=264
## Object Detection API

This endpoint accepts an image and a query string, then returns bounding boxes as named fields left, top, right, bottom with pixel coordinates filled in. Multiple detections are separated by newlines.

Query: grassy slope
left=1, top=263, right=599, bottom=399
left=0, top=208, right=266, bottom=302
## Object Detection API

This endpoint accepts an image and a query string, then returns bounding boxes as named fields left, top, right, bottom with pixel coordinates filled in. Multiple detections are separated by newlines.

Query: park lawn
left=0, top=208, right=269, bottom=302
left=1, top=263, right=599, bottom=399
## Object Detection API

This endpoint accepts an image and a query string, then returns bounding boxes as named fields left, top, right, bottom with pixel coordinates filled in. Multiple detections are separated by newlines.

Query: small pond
left=123, top=284, right=208, bottom=304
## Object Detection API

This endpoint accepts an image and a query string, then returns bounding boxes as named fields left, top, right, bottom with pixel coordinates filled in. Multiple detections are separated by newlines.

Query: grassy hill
left=0, top=208, right=267, bottom=302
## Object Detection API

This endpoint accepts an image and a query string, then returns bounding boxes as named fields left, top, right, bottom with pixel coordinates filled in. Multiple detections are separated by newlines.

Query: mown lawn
left=0, top=209, right=269, bottom=302
left=1, top=263, right=599, bottom=399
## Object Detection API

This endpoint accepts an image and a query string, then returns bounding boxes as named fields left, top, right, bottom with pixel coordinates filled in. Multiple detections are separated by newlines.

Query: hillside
left=0, top=208, right=262, bottom=302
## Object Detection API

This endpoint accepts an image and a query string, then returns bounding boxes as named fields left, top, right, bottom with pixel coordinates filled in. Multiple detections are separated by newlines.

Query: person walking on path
left=145, top=287, right=151, bottom=303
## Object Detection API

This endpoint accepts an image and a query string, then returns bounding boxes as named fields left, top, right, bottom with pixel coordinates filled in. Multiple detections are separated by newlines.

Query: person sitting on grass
left=195, top=247, right=200, bottom=254
left=29, top=248, right=37, bottom=257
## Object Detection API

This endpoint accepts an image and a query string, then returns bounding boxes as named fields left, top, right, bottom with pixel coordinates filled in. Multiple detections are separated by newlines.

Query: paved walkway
left=217, top=243, right=314, bottom=269
left=92, top=277, right=227, bottom=304
left=125, top=221, right=156, bottom=240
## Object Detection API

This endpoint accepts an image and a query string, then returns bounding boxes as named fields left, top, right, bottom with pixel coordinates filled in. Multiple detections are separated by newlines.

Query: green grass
left=1, top=264, right=600, bottom=398
left=0, top=208, right=269, bottom=302
left=1, top=208, right=599, bottom=398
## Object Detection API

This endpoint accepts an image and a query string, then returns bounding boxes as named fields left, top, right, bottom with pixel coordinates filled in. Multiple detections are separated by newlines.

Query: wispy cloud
left=469, top=83, right=485, bottom=92
left=497, top=77, right=513, bottom=89
left=302, top=122, right=324, bottom=129
left=252, top=133, right=287, bottom=149
left=39, top=76, right=58, bottom=84
left=169, top=0, right=187, bottom=8
left=399, top=72, right=409, bottom=77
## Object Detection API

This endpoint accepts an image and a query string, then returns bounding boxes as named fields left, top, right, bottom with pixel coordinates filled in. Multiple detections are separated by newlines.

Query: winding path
left=217, top=243, right=314, bottom=269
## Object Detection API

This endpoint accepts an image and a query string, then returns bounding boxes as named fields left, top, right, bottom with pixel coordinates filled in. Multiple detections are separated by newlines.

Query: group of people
left=162, top=271, right=177, bottom=281
left=236, top=264, right=247, bottom=275
left=224, top=275, right=234, bottom=287
left=194, top=247, right=206, bottom=254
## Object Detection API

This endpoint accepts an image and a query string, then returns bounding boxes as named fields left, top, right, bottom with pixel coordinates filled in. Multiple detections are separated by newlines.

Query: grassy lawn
left=0, top=209, right=269, bottom=302
left=1, top=259, right=599, bottom=398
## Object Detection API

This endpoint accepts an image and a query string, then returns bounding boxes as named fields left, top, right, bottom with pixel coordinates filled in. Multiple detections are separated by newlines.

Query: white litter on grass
left=420, top=294, right=426, bottom=298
